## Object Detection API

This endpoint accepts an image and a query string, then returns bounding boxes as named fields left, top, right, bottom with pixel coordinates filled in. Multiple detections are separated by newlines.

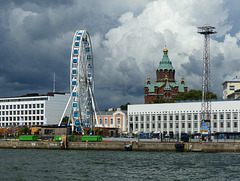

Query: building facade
left=222, top=77, right=240, bottom=99
left=128, top=100, right=240, bottom=137
left=145, top=46, right=188, bottom=103
left=0, top=93, right=70, bottom=127
left=96, top=109, right=127, bottom=132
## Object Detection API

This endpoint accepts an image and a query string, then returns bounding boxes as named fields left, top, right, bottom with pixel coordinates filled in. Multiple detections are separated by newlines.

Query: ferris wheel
left=69, top=30, right=99, bottom=133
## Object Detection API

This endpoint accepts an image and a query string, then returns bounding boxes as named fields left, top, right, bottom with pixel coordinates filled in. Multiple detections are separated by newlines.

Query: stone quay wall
left=1, top=140, right=240, bottom=153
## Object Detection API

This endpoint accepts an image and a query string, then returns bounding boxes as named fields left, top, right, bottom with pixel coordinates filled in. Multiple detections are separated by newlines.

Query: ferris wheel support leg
left=58, top=95, right=72, bottom=126
left=89, top=86, right=99, bottom=126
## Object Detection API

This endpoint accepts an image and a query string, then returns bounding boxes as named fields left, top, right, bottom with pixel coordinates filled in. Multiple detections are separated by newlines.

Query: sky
left=0, top=0, right=240, bottom=110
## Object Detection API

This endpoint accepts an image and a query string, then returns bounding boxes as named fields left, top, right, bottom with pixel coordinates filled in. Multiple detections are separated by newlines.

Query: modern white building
left=128, top=100, right=240, bottom=137
left=0, top=93, right=70, bottom=127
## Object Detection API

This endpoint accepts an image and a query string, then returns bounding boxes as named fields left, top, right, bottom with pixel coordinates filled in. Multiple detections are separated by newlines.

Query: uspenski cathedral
left=144, top=46, right=188, bottom=103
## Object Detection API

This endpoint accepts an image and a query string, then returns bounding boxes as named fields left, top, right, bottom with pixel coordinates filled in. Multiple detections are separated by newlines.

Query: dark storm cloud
left=0, top=0, right=240, bottom=110
left=0, top=0, right=149, bottom=109
left=181, top=53, right=202, bottom=76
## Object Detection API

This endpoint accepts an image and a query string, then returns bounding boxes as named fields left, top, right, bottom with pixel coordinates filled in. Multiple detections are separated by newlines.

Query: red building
left=145, top=46, right=188, bottom=103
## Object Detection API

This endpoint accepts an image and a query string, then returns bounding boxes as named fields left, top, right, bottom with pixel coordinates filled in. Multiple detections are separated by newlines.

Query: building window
left=41, top=104, right=44, bottom=108
left=158, top=123, right=161, bottom=128
left=37, top=104, right=40, bottom=108
left=136, top=116, right=138, bottom=121
left=117, top=118, right=120, bottom=125
left=234, top=113, right=237, bottom=119
left=136, top=124, right=138, bottom=129
left=234, top=122, right=237, bottom=128
left=25, top=104, right=28, bottom=109
left=220, top=122, right=224, bottom=128
left=164, top=116, right=167, bottom=121
left=110, top=118, right=113, bottom=124
left=21, top=105, right=23, bottom=109
left=141, top=124, right=144, bottom=128
left=141, top=116, right=144, bottom=121
left=194, top=122, right=198, bottom=128
left=214, top=122, right=217, bottom=128
left=10, top=105, right=12, bottom=109
left=33, top=104, right=36, bottom=108
left=188, top=115, right=191, bottom=120
left=227, top=113, right=231, bottom=119
left=158, top=116, right=161, bottom=120
left=164, top=123, right=167, bottom=128
left=176, top=123, right=179, bottom=128
left=194, top=115, right=198, bottom=120
left=188, top=123, right=191, bottom=128
left=105, top=118, right=108, bottom=125
left=176, top=115, right=179, bottom=120
left=182, top=115, right=185, bottom=120
left=169, top=115, right=173, bottom=120
left=213, top=114, right=217, bottom=120
left=227, top=122, right=231, bottom=128
left=170, top=123, right=173, bottom=128
left=152, top=123, right=155, bottom=128
left=152, top=116, right=155, bottom=121
left=147, top=116, right=149, bottom=121
left=220, top=113, right=224, bottom=119
left=147, top=123, right=149, bottom=128
left=229, top=85, right=235, bottom=90
left=29, top=104, right=32, bottom=108
left=182, top=123, right=185, bottom=128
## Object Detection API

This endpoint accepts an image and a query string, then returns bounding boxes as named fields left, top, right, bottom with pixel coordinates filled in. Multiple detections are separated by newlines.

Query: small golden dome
left=163, top=45, right=168, bottom=53
left=147, top=76, right=150, bottom=79
left=181, top=76, right=184, bottom=79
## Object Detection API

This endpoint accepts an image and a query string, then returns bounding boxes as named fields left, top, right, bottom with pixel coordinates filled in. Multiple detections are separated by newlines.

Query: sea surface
left=0, top=149, right=240, bottom=181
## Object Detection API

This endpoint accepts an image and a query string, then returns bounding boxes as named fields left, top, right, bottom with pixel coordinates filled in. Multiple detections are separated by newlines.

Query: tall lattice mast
left=198, top=26, right=216, bottom=134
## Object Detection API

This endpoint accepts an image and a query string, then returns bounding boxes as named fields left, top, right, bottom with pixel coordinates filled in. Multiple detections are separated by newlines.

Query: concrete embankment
left=1, top=140, right=240, bottom=152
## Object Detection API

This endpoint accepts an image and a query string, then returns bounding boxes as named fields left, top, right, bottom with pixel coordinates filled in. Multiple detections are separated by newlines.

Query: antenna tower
left=198, top=26, right=216, bottom=137
left=53, top=72, right=56, bottom=92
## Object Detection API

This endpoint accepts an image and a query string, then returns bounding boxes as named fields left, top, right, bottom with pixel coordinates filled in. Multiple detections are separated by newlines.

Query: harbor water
left=0, top=149, right=240, bottom=181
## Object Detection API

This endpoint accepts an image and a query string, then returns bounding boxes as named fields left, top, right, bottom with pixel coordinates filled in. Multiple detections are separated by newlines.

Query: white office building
left=128, top=100, right=240, bottom=137
left=0, top=93, right=70, bottom=127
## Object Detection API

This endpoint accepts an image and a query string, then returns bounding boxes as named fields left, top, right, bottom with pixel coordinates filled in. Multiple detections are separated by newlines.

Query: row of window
left=0, top=104, right=44, bottom=110
left=130, top=113, right=239, bottom=121
left=132, top=121, right=239, bottom=129
left=0, top=116, right=44, bottom=121
left=0, top=122, right=44, bottom=127
left=0, top=110, right=44, bottom=116
left=99, top=118, right=121, bottom=125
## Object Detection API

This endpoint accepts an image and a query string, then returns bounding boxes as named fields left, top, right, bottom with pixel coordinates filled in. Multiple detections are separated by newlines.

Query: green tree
left=120, top=103, right=130, bottom=110
left=153, top=98, right=166, bottom=103
left=62, top=116, right=69, bottom=124
left=173, top=89, right=217, bottom=102
left=19, top=126, right=31, bottom=135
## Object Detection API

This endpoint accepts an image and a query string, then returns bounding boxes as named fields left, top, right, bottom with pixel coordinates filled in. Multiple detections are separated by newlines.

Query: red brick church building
left=144, top=46, right=188, bottom=103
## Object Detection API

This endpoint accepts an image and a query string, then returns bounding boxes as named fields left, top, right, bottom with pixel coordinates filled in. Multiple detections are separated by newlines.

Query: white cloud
left=94, top=0, right=239, bottom=105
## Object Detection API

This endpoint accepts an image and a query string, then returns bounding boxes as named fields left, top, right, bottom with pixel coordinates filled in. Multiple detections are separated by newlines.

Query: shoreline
left=1, top=140, right=240, bottom=153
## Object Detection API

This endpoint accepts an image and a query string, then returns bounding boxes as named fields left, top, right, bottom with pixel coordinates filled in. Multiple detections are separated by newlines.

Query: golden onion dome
left=163, top=45, right=168, bottom=53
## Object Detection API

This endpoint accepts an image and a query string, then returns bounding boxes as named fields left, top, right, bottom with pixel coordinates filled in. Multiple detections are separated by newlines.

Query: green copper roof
left=145, top=81, right=188, bottom=94
left=164, top=79, right=171, bottom=90
left=157, top=49, right=174, bottom=71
